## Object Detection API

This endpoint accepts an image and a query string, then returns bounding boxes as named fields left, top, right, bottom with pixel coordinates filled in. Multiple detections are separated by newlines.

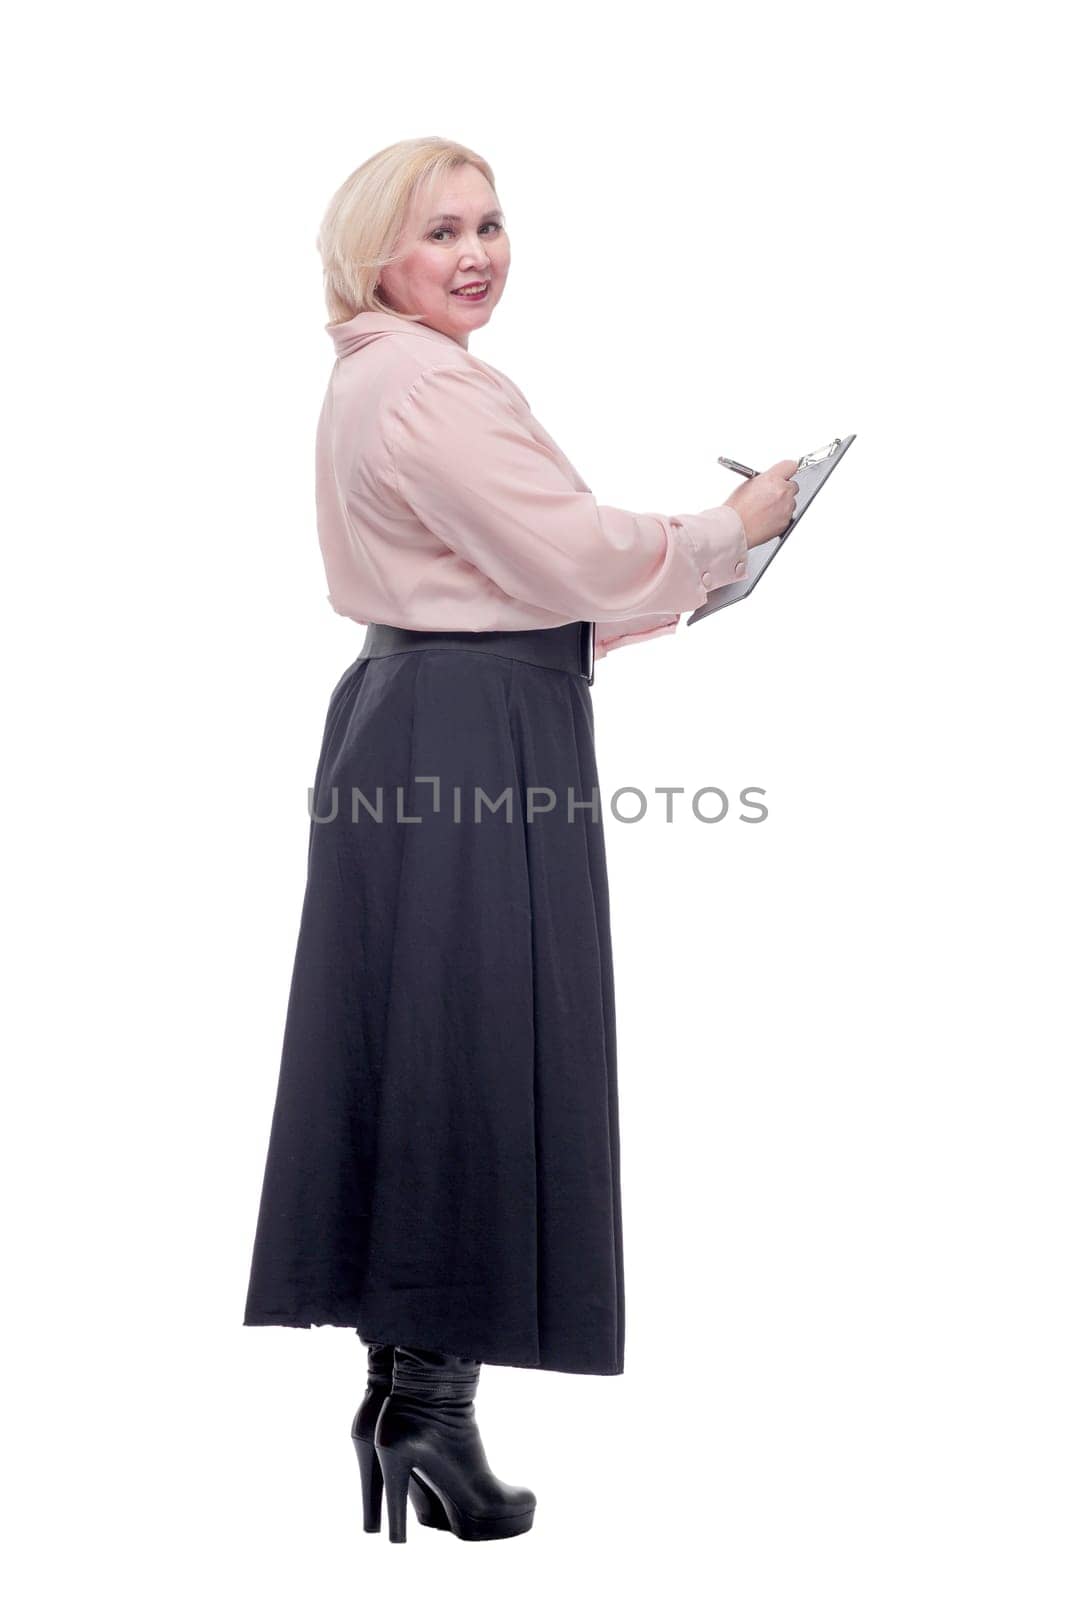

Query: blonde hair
left=316, top=137, right=498, bottom=326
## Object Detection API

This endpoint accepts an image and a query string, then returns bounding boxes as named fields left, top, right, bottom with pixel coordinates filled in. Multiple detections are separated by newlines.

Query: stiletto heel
left=352, top=1434, right=383, bottom=1532
left=376, top=1442, right=412, bottom=1543
left=350, top=1337, right=450, bottom=1534
left=373, top=1345, right=536, bottom=1542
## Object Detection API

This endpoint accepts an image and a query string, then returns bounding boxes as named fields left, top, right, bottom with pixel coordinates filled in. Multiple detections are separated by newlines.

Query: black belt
left=357, top=619, right=596, bottom=685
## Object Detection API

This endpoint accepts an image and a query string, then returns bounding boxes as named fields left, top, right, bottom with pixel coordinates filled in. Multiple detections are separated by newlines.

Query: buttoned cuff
left=671, top=505, right=749, bottom=596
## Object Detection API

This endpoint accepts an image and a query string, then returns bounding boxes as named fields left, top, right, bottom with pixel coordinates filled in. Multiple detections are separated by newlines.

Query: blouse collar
left=325, top=308, right=464, bottom=359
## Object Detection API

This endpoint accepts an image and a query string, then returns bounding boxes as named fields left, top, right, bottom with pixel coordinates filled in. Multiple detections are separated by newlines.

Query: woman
left=243, top=136, right=797, bottom=1543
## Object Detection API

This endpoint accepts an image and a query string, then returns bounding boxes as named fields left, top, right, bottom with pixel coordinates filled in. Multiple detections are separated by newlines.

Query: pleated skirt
left=242, top=621, right=624, bottom=1375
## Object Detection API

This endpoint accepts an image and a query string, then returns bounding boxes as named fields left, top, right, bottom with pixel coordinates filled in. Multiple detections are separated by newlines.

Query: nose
left=459, top=233, right=492, bottom=266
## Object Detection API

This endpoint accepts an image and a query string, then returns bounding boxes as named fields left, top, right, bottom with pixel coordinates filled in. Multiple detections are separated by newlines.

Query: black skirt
left=242, top=620, right=623, bottom=1375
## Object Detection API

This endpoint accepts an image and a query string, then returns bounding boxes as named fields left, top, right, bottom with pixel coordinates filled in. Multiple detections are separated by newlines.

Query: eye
left=429, top=221, right=504, bottom=242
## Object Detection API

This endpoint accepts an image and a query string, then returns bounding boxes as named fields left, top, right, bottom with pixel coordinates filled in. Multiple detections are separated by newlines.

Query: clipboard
left=686, top=434, right=856, bottom=624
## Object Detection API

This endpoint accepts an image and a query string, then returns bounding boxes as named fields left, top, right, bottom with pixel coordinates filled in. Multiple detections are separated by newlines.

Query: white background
left=4, top=0, right=1063, bottom=1595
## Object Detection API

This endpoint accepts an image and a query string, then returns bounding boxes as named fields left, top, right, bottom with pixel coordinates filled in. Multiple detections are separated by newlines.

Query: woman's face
left=378, top=164, right=510, bottom=347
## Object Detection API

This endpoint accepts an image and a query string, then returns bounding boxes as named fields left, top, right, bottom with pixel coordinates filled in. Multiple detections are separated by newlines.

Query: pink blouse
left=316, top=310, right=750, bottom=663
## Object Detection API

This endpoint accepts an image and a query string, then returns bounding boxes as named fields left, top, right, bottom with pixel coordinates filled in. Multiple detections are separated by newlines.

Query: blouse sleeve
left=384, top=363, right=750, bottom=623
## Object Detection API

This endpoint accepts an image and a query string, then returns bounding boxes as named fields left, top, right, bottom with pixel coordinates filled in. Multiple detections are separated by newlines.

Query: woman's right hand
left=724, top=459, right=800, bottom=548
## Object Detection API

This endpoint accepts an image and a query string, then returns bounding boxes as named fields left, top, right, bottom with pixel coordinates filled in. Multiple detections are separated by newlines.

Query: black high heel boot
left=374, top=1345, right=536, bottom=1543
left=350, top=1340, right=449, bottom=1533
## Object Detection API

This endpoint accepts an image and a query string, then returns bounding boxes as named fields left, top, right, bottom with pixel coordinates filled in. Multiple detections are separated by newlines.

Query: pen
left=718, top=456, right=759, bottom=479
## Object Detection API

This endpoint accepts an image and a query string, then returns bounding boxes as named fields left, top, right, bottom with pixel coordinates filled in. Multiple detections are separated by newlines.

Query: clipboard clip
left=796, top=438, right=842, bottom=470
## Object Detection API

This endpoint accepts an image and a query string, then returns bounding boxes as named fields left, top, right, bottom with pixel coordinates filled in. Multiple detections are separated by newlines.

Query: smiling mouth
left=451, top=282, right=489, bottom=296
